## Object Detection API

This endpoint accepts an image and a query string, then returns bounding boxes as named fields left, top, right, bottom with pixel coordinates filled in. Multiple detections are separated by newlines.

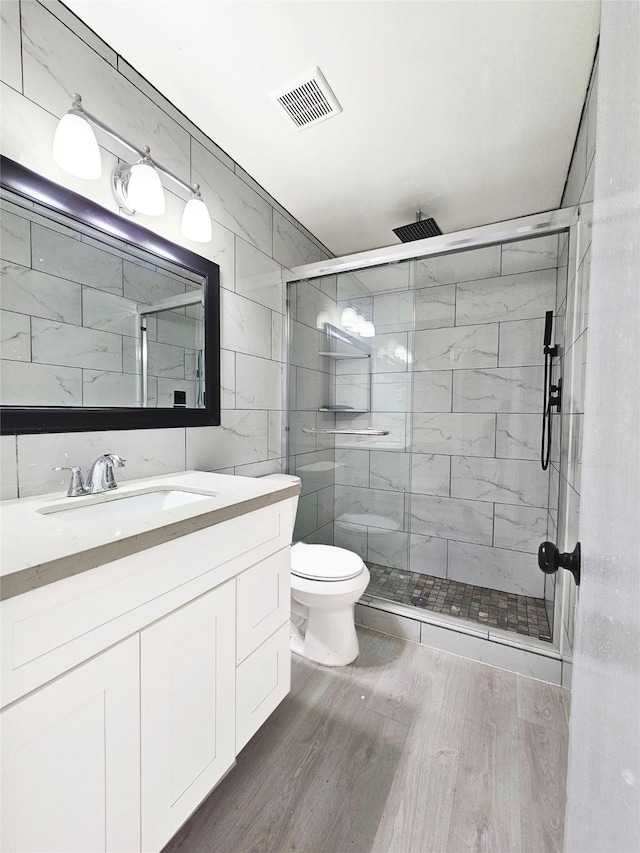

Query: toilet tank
left=261, top=473, right=300, bottom=522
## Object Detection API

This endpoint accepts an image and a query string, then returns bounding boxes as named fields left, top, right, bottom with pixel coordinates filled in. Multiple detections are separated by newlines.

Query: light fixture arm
left=71, top=93, right=201, bottom=198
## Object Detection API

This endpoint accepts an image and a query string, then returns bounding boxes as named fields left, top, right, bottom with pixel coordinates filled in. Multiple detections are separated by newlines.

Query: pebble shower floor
left=364, top=562, right=552, bottom=642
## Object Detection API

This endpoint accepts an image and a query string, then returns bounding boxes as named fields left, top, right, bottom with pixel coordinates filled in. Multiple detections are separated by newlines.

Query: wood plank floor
left=163, top=628, right=568, bottom=853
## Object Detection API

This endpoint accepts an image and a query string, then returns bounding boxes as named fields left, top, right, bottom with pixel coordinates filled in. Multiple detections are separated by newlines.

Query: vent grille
left=270, top=67, right=342, bottom=130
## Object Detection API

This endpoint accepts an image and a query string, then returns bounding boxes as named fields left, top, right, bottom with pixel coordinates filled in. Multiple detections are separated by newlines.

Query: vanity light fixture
left=340, top=306, right=375, bottom=338
left=52, top=93, right=213, bottom=242
left=340, top=306, right=359, bottom=331
left=181, top=188, right=213, bottom=243
left=52, top=94, right=102, bottom=180
left=113, top=149, right=165, bottom=217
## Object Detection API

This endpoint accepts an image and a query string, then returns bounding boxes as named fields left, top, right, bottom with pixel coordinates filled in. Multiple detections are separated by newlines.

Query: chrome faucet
left=85, top=453, right=126, bottom=494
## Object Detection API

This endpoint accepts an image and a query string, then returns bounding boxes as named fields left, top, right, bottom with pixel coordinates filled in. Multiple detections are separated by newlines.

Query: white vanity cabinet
left=235, top=548, right=292, bottom=752
left=0, top=490, right=295, bottom=853
left=0, top=637, right=141, bottom=853
left=140, top=580, right=236, bottom=852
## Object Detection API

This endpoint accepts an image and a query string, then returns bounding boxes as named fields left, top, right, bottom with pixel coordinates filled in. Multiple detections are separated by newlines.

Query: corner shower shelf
left=322, top=323, right=371, bottom=354
left=320, top=322, right=372, bottom=414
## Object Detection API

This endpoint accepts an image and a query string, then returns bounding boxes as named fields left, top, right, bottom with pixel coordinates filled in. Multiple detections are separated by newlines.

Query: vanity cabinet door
left=236, top=621, right=291, bottom=753
left=236, top=547, right=291, bottom=663
left=0, top=636, right=140, bottom=853
left=140, top=580, right=236, bottom=853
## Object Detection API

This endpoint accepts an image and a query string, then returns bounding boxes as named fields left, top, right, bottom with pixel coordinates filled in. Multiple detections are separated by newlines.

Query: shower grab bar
left=302, top=428, right=389, bottom=436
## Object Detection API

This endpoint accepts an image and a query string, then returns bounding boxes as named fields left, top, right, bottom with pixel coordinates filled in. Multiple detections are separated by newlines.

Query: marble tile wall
left=330, top=238, right=563, bottom=599
left=554, top=51, right=598, bottom=677
left=0, top=0, right=332, bottom=499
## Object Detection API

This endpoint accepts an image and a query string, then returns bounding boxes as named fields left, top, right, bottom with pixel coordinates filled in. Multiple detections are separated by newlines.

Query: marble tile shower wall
left=331, top=237, right=562, bottom=600
left=555, top=52, right=598, bottom=684
left=0, top=0, right=332, bottom=499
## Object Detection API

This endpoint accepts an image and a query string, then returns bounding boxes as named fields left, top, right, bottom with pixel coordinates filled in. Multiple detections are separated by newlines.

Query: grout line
left=183, top=425, right=187, bottom=471
left=18, top=0, right=24, bottom=95
left=13, top=432, right=20, bottom=498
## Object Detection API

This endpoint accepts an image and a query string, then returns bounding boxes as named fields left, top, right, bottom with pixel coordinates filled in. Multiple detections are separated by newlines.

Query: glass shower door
left=287, top=227, right=570, bottom=645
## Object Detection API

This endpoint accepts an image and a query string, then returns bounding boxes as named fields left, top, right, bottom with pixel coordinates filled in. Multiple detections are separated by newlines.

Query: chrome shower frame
left=284, top=205, right=582, bottom=655
left=284, top=207, right=578, bottom=283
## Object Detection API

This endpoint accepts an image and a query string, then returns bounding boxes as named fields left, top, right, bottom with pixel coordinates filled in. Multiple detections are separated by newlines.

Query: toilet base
left=291, top=604, right=360, bottom=667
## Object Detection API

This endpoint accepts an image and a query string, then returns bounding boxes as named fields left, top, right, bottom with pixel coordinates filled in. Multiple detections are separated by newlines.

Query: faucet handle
left=103, top=453, right=126, bottom=490
left=53, top=465, right=88, bottom=498
left=105, top=453, right=126, bottom=467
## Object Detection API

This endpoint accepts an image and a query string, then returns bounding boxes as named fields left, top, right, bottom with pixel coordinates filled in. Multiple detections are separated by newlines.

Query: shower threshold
left=364, top=563, right=552, bottom=643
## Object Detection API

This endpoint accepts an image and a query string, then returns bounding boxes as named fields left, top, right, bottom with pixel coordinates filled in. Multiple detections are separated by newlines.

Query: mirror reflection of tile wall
left=0, top=195, right=204, bottom=408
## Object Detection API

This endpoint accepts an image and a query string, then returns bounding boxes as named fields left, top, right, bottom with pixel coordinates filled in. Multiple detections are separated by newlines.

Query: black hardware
left=549, top=376, right=563, bottom=412
left=544, top=310, right=553, bottom=349
left=538, top=541, right=581, bottom=585
left=541, top=310, right=561, bottom=470
left=393, top=216, right=442, bottom=243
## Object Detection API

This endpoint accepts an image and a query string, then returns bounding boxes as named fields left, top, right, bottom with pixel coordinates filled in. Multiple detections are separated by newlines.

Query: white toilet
left=262, top=474, right=370, bottom=666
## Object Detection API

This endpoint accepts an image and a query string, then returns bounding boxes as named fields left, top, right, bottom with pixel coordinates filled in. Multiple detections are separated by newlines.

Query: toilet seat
left=291, top=543, right=365, bottom=582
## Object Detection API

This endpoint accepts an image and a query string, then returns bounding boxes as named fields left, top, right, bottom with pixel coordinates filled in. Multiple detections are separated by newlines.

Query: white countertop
left=0, top=471, right=298, bottom=600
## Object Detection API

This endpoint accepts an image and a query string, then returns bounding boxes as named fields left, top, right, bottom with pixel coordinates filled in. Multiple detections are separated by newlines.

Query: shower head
left=393, top=211, right=442, bottom=243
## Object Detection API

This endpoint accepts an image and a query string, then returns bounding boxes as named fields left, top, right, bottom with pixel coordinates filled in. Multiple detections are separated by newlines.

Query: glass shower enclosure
left=286, top=209, right=576, bottom=650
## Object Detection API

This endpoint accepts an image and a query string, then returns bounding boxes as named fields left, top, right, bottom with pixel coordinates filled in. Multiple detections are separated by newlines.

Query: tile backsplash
left=0, top=0, right=331, bottom=499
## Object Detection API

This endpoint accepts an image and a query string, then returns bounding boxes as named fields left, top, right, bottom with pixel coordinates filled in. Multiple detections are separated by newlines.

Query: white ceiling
left=65, top=0, right=600, bottom=256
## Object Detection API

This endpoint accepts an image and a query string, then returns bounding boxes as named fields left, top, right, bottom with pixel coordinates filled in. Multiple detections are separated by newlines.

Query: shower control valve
left=549, top=376, right=562, bottom=412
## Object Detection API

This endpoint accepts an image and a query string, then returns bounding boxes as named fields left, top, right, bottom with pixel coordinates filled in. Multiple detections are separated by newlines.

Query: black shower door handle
left=538, top=541, right=581, bottom=585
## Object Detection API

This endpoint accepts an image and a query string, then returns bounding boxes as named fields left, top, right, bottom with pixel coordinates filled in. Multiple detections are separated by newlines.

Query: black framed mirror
left=0, top=156, right=220, bottom=434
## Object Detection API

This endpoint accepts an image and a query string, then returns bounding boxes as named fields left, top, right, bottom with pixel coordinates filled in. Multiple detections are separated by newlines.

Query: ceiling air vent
left=270, top=67, right=342, bottom=130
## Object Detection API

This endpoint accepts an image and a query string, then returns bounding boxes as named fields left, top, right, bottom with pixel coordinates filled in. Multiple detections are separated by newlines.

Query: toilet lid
left=291, top=544, right=365, bottom=581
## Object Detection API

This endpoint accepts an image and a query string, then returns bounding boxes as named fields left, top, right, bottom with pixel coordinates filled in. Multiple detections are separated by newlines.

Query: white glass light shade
left=360, top=320, right=376, bottom=338
left=341, top=307, right=358, bottom=330
left=315, top=311, right=331, bottom=330
left=52, top=111, right=102, bottom=179
left=127, top=161, right=165, bottom=215
left=181, top=196, right=212, bottom=242
left=355, top=313, right=373, bottom=335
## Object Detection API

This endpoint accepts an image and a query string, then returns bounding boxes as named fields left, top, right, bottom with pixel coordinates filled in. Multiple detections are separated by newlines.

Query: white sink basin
left=40, top=489, right=215, bottom=524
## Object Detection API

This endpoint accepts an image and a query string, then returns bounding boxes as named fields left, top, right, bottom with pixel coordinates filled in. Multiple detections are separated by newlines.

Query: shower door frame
left=285, top=206, right=580, bottom=654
